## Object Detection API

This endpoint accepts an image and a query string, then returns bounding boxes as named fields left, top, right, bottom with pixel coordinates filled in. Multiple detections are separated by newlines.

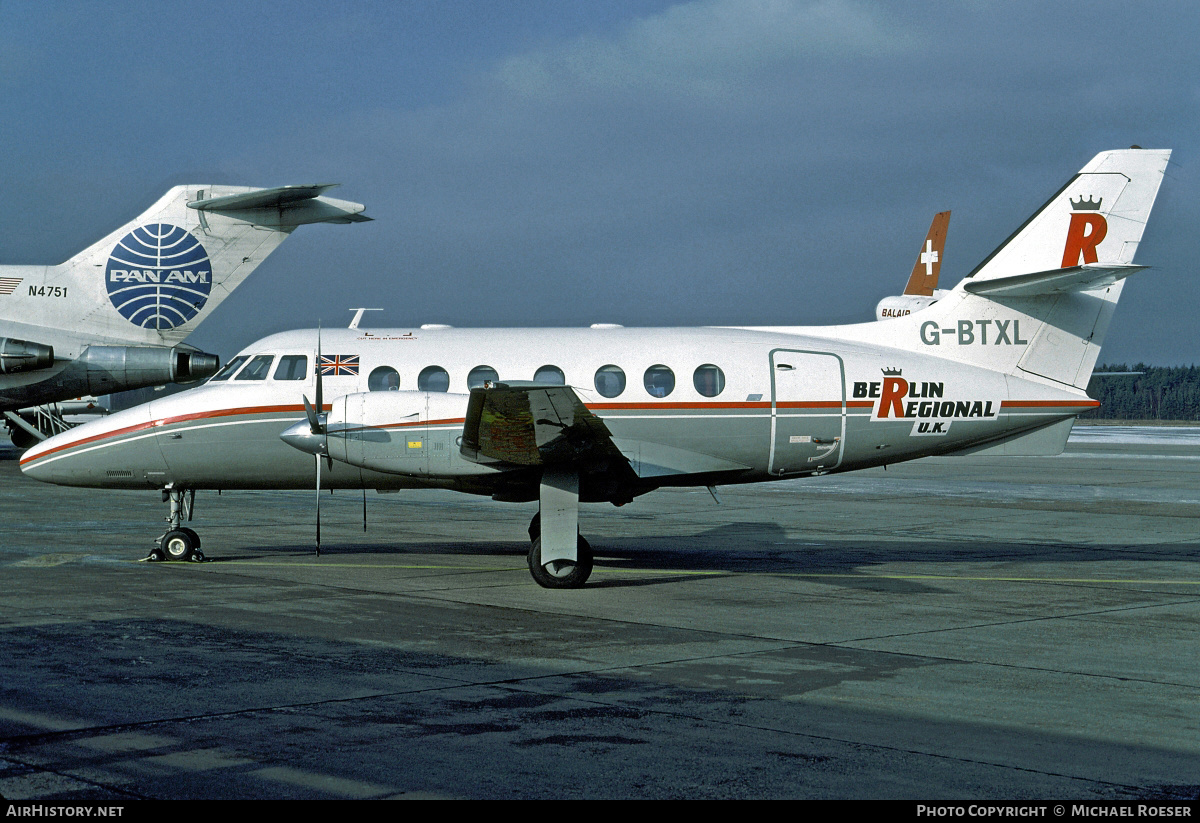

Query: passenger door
left=769, top=349, right=845, bottom=475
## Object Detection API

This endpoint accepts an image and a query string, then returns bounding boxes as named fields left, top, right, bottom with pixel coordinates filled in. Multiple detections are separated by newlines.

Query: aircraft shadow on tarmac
left=216, top=518, right=1200, bottom=592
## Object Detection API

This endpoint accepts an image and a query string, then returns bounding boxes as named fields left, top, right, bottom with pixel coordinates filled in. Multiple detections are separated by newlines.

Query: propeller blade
left=315, top=452, right=322, bottom=556
left=302, top=395, right=323, bottom=435
left=315, top=323, right=324, bottom=420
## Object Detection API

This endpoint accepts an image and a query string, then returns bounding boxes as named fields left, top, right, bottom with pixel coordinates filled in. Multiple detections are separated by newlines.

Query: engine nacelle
left=0, top=337, right=55, bottom=374
left=82, top=345, right=220, bottom=395
left=875, top=291, right=945, bottom=321
left=326, top=390, right=490, bottom=477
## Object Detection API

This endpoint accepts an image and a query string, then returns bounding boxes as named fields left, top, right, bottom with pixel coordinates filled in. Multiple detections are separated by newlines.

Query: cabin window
left=644, top=365, right=675, bottom=398
left=235, top=355, right=274, bottom=381
left=208, top=355, right=248, bottom=382
left=693, top=364, right=725, bottom=397
left=468, top=365, right=499, bottom=389
left=418, top=366, right=450, bottom=392
left=368, top=366, right=400, bottom=391
left=533, top=365, right=565, bottom=385
left=274, top=355, right=308, bottom=381
left=594, top=365, right=626, bottom=398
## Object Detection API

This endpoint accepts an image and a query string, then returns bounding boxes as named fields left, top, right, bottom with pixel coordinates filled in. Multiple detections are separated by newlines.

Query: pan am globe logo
left=105, top=224, right=213, bottom=330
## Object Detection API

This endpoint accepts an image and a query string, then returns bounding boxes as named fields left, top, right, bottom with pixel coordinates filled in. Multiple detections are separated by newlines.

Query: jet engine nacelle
left=82, top=345, right=220, bottom=395
left=875, top=291, right=945, bottom=321
left=326, top=390, right=491, bottom=478
left=0, top=337, right=55, bottom=374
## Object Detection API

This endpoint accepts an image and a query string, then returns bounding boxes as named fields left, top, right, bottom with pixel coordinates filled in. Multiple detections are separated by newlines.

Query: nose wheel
left=149, top=486, right=205, bottom=562
left=156, top=528, right=203, bottom=562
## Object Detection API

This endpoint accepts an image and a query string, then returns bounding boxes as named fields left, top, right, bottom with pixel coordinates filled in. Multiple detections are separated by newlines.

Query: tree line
left=1082, top=365, right=1200, bottom=421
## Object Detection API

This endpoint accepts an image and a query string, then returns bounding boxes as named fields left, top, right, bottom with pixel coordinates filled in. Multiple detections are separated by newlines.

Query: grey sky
left=3, top=0, right=1197, bottom=364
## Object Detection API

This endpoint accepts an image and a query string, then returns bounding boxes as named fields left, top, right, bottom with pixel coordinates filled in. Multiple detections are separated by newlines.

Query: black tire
left=160, top=529, right=197, bottom=562
left=528, top=512, right=540, bottom=541
left=180, top=527, right=201, bottom=549
left=528, top=534, right=593, bottom=589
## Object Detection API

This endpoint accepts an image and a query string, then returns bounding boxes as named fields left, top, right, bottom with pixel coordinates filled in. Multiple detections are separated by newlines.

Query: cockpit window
left=235, top=355, right=275, bottom=381
left=208, top=355, right=248, bottom=382
left=274, top=355, right=308, bottom=381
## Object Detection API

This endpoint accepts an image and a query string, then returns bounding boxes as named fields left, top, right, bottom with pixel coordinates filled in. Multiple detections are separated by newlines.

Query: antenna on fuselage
left=348, top=308, right=383, bottom=330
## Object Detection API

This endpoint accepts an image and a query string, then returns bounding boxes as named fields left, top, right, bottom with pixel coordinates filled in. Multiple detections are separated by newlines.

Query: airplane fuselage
left=16, top=148, right=1168, bottom=585
left=20, top=324, right=1094, bottom=499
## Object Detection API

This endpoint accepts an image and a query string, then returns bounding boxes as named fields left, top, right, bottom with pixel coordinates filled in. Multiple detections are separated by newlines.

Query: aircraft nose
left=280, top=420, right=327, bottom=457
left=19, top=403, right=166, bottom=487
left=18, top=438, right=59, bottom=483
left=20, top=427, right=104, bottom=485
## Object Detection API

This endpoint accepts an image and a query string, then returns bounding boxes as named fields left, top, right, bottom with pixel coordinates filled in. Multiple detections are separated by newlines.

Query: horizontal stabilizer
left=962, top=264, right=1147, bottom=298
left=189, top=184, right=340, bottom=211
left=189, top=184, right=371, bottom=226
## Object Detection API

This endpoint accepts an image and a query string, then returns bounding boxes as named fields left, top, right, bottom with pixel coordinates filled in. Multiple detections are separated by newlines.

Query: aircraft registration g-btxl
left=21, top=149, right=1170, bottom=588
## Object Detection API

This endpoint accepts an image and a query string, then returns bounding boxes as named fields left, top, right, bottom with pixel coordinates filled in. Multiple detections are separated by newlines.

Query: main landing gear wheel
left=160, top=529, right=200, bottom=562
left=528, top=535, right=593, bottom=589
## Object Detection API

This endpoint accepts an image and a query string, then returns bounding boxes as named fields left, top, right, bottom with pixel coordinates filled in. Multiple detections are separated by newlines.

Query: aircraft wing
left=461, top=381, right=632, bottom=470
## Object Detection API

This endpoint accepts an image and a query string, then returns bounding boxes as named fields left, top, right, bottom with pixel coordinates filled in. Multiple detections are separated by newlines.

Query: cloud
left=493, top=0, right=921, bottom=105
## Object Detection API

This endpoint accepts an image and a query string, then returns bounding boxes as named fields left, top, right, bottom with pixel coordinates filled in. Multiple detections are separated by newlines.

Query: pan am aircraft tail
left=0, top=184, right=370, bottom=432
left=3, top=184, right=369, bottom=351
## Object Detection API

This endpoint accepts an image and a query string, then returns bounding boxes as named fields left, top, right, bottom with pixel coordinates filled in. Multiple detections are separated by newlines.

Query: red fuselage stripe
left=20, top=397, right=1094, bottom=467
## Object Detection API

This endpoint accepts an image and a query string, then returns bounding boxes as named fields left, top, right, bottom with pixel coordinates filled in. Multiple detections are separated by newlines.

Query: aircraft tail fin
left=874, top=211, right=951, bottom=321
left=963, top=149, right=1169, bottom=284
left=903, top=210, right=950, bottom=296
left=5, top=184, right=368, bottom=355
left=872, top=149, right=1170, bottom=391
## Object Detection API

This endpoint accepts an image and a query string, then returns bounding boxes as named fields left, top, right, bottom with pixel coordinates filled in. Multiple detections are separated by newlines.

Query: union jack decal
left=318, top=354, right=360, bottom=376
left=0, top=277, right=23, bottom=295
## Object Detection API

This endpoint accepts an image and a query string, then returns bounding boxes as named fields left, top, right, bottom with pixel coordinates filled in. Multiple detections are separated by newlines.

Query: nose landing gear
left=148, top=486, right=205, bottom=562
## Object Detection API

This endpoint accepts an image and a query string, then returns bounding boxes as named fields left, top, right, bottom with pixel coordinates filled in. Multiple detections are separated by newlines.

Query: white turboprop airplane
left=20, top=149, right=1169, bottom=589
left=0, top=184, right=369, bottom=446
left=875, top=210, right=951, bottom=320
